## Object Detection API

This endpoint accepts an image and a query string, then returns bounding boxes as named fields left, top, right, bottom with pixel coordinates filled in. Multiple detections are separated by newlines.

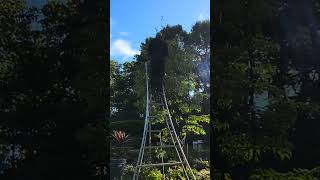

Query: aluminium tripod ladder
left=132, top=62, right=196, bottom=180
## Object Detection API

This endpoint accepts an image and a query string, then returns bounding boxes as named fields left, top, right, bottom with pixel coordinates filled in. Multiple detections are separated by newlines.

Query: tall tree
left=212, top=0, right=320, bottom=179
left=0, top=0, right=108, bottom=179
left=131, top=24, right=210, bottom=144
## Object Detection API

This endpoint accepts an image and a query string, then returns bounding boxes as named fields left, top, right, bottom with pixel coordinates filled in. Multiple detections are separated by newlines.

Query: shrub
left=111, top=130, right=130, bottom=144
left=122, top=164, right=135, bottom=178
left=192, top=158, right=210, bottom=170
left=195, top=169, right=210, bottom=180
left=167, top=166, right=186, bottom=180
left=111, top=130, right=130, bottom=157
left=141, top=168, right=163, bottom=180
left=249, top=168, right=319, bottom=180
left=166, top=166, right=199, bottom=180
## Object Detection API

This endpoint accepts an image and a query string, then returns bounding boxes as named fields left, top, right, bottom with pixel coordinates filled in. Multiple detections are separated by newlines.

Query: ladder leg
left=133, top=63, right=150, bottom=180
left=162, top=86, right=196, bottom=180
left=165, top=117, right=190, bottom=180
left=159, top=132, right=165, bottom=179
left=133, top=107, right=150, bottom=179
left=149, top=96, right=153, bottom=161
left=160, top=97, right=190, bottom=180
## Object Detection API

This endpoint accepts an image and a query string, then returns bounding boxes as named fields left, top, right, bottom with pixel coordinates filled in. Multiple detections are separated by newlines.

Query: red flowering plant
left=111, top=130, right=130, bottom=158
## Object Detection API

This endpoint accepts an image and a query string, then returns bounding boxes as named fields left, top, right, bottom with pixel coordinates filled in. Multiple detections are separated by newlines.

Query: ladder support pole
left=160, top=96, right=190, bottom=180
left=162, top=85, right=196, bottom=180
left=159, top=132, right=165, bottom=178
left=133, top=62, right=150, bottom=180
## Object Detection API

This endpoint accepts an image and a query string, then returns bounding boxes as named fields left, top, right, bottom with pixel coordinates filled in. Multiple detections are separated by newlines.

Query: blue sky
left=111, top=0, right=210, bottom=63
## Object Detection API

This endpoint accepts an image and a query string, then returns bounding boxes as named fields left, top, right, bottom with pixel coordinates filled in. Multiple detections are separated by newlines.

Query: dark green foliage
left=111, top=22, right=210, bottom=143
left=192, top=158, right=210, bottom=170
left=249, top=167, right=320, bottom=180
left=213, top=0, right=320, bottom=179
left=148, top=37, right=168, bottom=95
left=0, top=0, right=107, bottom=179
left=110, top=60, right=143, bottom=121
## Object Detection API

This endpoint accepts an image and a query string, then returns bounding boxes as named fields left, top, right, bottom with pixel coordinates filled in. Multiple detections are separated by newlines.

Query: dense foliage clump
left=212, top=0, right=320, bottom=179
left=148, top=37, right=168, bottom=95
left=0, top=0, right=108, bottom=179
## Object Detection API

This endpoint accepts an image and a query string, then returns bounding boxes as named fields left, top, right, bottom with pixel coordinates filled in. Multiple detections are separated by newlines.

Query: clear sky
left=110, top=0, right=210, bottom=63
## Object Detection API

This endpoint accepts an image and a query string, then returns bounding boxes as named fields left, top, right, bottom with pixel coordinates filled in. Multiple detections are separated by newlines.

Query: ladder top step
left=138, top=162, right=185, bottom=168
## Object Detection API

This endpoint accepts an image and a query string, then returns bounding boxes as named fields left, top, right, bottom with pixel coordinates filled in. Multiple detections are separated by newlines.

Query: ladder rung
left=138, top=162, right=185, bottom=168
left=148, top=129, right=173, bottom=132
left=147, top=130, right=175, bottom=133
left=148, top=130, right=163, bottom=132
left=147, top=145, right=176, bottom=148
left=150, top=102, right=165, bottom=106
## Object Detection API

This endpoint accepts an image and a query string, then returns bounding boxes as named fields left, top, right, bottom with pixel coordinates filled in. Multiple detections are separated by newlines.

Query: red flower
left=111, top=130, right=129, bottom=144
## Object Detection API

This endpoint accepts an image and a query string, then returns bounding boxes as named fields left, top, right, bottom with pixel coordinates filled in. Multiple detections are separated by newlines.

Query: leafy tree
left=0, top=0, right=108, bottom=179
left=110, top=60, right=142, bottom=121
left=129, top=23, right=210, bottom=145
left=212, top=0, right=320, bottom=179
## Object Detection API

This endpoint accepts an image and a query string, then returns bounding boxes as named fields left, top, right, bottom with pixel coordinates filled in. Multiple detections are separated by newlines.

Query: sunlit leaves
left=155, top=147, right=166, bottom=159
left=181, top=115, right=209, bottom=136
left=150, top=109, right=168, bottom=125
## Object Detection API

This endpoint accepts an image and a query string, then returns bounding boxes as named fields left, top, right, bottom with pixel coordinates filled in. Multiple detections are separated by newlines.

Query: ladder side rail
left=135, top=118, right=148, bottom=180
left=159, top=131, right=165, bottom=178
left=162, top=85, right=197, bottom=180
left=133, top=62, right=151, bottom=180
left=137, top=63, right=152, bottom=178
left=160, top=99, right=190, bottom=180
left=136, top=113, right=149, bottom=179
left=148, top=96, right=153, bottom=161
left=140, top=89, right=151, bottom=166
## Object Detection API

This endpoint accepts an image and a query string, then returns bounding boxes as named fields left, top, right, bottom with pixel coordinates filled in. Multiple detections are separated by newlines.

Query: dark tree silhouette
left=148, top=37, right=168, bottom=96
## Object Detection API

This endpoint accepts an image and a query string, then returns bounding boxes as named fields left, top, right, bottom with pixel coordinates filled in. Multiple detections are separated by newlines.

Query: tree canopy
left=0, top=0, right=107, bottom=179
left=110, top=21, right=210, bottom=143
left=212, top=0, right=320, bottom=179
